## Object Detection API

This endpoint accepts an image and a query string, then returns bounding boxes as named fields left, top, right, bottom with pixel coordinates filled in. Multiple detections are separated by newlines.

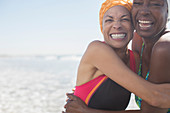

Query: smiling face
left=132, top=0, right=168, bottom=39
left=103, top=6, right=134, bottom=49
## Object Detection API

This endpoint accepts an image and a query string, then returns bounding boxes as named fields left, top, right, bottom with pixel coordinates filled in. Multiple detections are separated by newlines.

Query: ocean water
left=0, top=55, right=139, bottom=113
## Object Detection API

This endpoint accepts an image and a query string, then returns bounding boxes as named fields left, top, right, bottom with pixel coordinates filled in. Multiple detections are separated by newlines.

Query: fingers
left=63, top=92, right=77, bottom=113
left=66, top=93, right=77, bottom=101
left=65, top=92, right=73, bottom=102
left=64, top=93, right=75, bottom=109
left=66, top=98, right=69, bottom=102
left=64, top=103, right=67, bottom=108
left=64, top=101, right=76, bottom=113
left=64, top=100, right=73, bottom=108
left=66, top=92, right=74, bottom=95
left=64, top=98, right=73, bottom=108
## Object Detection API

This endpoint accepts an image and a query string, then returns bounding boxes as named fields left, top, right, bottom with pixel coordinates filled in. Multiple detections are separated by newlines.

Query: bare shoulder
left=149, top=32, right=170, bottom=83
left=87, top=40, right=104, bottom=50
left=76, top=41, right=104, bottom=86
left=76, top=40, right=115, bottom=86
left=87, top=40, right=110, bottom=51
left=79, top=40, right=107, bottom=65
left=82, top=40, right=106, bottom=60
left=84, top=40, right=114, bottom=60
left=152, top=32, right=170, bottom=57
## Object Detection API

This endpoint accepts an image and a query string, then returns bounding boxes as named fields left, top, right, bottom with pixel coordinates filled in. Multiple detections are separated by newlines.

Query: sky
left=0, top=0, right=169, bottom=56
left=0, top=0, right=107, bottom=56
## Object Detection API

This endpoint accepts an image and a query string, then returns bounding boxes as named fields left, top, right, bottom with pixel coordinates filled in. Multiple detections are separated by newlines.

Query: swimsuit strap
left=136, top=43, right=170, bottom=112
left=129, top=49, right=136, bottom=73
left=138, top=43, right=149, bottom=80
left=137, top=43, right=144, bottom=77
left=136, top=42, right=150, bottom=108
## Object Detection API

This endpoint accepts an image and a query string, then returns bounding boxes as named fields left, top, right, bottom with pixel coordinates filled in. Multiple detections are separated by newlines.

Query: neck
left=142, top=32, right=163, bottom=66
left=142, top=32, right=162, bottom=58
left=142, top=27, right=165, bottom=49
left=113, top=47, right=129, bottom=65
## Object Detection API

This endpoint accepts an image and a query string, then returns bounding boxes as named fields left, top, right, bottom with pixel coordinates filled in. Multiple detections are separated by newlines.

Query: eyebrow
left=105, top=15, right=113, bottom=19
left=150, top=0, right=162, bottom=1
left=150, top=0, right=164, bottom=3
left=104, top=14, right=129, bottom=19
left=121, top=14, right=129, bottom=18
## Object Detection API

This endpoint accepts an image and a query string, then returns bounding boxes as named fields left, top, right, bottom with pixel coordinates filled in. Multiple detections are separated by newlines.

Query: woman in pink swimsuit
left=65, top=0, right=138, bottom=111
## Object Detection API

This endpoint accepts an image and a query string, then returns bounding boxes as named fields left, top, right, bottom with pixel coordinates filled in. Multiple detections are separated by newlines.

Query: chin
left=136, top=31, right=154, bottom=39
left=113, top=44, right=127, bottom=49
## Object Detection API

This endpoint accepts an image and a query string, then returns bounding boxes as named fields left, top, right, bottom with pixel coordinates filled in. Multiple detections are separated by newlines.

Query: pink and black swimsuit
left=74, top=50, right=136, bottom=110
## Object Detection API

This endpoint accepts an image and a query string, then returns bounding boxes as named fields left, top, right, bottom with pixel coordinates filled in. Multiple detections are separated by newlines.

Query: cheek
left=103, top=24, right=111, bottom=33
left=103, top=28, right=108, bottom=39
left=123, top=22, right=133, bottom=31
left=123, top=23, right=134, bottom=39
left=152, top=10, right=167, bottom=25
left=103, top=27, right=107, bottom=36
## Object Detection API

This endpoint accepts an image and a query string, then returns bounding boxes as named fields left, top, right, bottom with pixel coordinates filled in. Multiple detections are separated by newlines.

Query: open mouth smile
left=138, top=20, right=153, bottom=29
left=110, top=33, right=126, bottom=39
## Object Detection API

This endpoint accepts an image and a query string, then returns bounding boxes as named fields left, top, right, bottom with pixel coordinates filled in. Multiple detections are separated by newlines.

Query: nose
left=112, top=21, right=121, bottom=30
left=138, top=5, right=151, bottom=16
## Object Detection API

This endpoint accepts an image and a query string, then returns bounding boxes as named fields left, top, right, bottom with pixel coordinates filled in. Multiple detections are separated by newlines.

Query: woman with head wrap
left=65, top=0, right=136, bottom=111
left=63, top=0, right=170, bottom=113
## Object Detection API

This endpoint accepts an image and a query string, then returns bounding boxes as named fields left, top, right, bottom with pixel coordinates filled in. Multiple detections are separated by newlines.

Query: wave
left=57, top=55, right=81, bottom=61
left=0, top=55, right=82, bottom=61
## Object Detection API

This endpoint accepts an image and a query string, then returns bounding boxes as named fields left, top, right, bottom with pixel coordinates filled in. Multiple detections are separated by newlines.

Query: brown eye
left=121, top=18, right=130, bottom=22
left=150, top=3, right=162, bottom=7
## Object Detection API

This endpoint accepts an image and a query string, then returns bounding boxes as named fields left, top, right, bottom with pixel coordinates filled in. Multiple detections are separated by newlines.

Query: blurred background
left=0, top=0, right=104, bottom=56
left=0, top=0, right=106, bottom=113
left=0, top=0, right=169, bottom=113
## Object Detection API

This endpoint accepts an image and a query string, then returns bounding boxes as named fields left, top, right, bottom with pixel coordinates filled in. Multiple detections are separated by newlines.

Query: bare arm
left=84, top=41, right=169, bottom=107
left=63, top=40, right=170, bottom=113
left=63, top=93, right=141, bottom=113
left=140, top=36, right=170, bottom=113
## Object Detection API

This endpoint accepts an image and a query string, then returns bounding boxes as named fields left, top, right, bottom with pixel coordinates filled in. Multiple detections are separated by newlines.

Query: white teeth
left=139, top=24, right=151, bottom=28
left=139, top=20, right=152, bottom=24
left=111, top=34, right=125, bottom=39
left=138, top=20, right=152, bottom=28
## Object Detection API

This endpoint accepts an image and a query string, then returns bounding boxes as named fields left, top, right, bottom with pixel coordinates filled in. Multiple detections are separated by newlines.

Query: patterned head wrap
left=99, top=0, right=132, bottom=32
